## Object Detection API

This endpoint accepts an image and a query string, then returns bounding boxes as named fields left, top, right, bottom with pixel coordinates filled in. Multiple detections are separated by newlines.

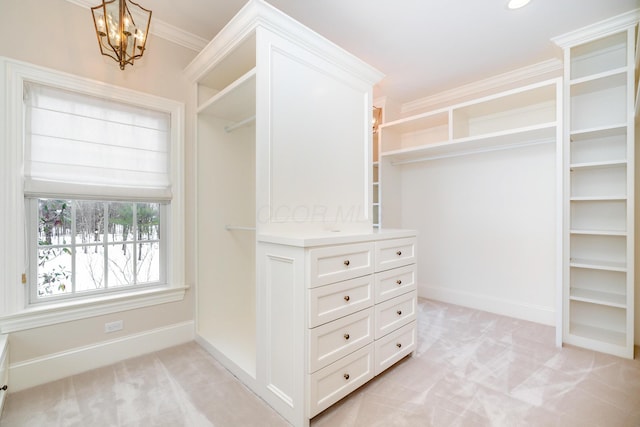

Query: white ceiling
left=149, top=0, right=639, bottom=103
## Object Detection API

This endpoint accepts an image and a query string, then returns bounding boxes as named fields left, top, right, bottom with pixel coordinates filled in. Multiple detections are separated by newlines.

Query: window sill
left=0, top=285, right=189, bottom=333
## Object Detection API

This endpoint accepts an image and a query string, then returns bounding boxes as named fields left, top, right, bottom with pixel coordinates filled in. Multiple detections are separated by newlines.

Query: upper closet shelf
left=379, top=78, right=560, bottom=164
left=383, top=122, right=556, bottom=164
left=198, top=68, right=257, bottom=122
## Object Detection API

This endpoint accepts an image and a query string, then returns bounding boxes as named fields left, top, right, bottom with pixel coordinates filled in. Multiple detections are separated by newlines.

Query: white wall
left=0, top=0, right=198, bottom=389
left=399, top=142, right=558, bottom=325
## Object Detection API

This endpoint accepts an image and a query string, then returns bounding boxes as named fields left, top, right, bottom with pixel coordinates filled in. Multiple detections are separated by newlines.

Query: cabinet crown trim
left=401, top=59, right=562, bottom=114
left=184, top=0, right=384, bottom=85
left=552, top=8, right=640, bottom=48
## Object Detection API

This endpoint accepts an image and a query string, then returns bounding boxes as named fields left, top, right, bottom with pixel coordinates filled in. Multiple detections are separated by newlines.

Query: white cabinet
left=554, top=14, right=638, bottom=358
left=186, top=1, right=384, bottom=426
left=257, top=230, right=416, bottom=426
left=0, top=334, right=8, bottom=418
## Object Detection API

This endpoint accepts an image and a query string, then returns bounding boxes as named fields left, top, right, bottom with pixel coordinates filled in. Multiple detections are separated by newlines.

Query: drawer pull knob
left=396, top=250, right=402, bottom=256
left=344, top=260, right=350, bottom=266
left=0, top=385, right=6, bottom=391
left=344, top=295, right=350, bottom=302
left=396, top=343, right=402, bottom=349
left=343, top=373, right=350, bottom=380
left=397, top=310, right=402, bottom=316
left=396, top=279, right=402, bottom=285
left=344, top=333, right=350, bottom=340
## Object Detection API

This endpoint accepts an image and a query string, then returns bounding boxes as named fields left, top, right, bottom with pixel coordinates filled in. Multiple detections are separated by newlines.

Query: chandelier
left=91, top=0, right=152, bottom=70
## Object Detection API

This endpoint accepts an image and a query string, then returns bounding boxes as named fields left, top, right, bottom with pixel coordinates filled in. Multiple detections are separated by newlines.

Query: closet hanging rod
left=224, top=115, right=256, bottom=133
left=225, top=225, right=256, bottom=231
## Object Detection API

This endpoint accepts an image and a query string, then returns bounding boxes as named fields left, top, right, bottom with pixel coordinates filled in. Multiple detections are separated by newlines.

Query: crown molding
left=184, top=0, right=384, bottom=85
left=552, top=9, right=640, bottom=48
left=64, top=0, right=209, bottom=52
left=401, top=58, right=562, bottom=114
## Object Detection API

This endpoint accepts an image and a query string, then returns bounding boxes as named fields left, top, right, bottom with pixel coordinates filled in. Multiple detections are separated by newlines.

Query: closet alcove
left=185, top=2, right=418, bottom=426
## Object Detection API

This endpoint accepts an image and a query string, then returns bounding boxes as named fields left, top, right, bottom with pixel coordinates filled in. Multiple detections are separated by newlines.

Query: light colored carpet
left=1, top=299, right=639, bottom=426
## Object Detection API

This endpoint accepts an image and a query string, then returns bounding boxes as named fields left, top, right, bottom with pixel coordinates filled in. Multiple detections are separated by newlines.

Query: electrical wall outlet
left=104, top=320, right=123, bottom=333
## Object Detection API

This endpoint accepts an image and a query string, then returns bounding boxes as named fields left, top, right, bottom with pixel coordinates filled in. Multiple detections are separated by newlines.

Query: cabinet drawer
left=374, top=292, right=417, bottom=339
left=308, top=344, right=374, bottom=417
left=375, top=238, right=416, bottom=272
left=309, top=275, right=374, bottom=328
left=309, top=242, right=374, bottom=287
left=309, top=308, right=374, bottom=373
left=374, top=264, right=417, bottom=303
left=374, top=322, right=416, bottom=376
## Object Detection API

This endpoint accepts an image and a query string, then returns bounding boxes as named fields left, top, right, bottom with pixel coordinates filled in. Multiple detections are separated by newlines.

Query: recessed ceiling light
left=508, top=0, right=531, bottom=9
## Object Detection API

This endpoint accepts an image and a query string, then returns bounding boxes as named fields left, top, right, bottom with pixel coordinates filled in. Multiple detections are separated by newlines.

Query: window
left=0, top=58, right=185, bottom=331
left=22, top=81, right=173, bottom=305
left=30, top=199, right=164, bottom=303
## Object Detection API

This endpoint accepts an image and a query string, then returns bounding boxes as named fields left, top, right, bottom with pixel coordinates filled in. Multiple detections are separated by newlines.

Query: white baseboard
left=9, top=321, right=194, bottom=392
left=419, top=284, right=556, bottom=326
left=194, top=334, right=258, bottom=390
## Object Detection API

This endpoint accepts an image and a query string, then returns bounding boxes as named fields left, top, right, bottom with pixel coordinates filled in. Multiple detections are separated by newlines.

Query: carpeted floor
left=1, top=299, right=639, bottom=426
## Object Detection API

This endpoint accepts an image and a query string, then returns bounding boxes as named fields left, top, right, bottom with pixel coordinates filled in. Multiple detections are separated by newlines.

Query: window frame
left=0, top=58, right=186, bottom=333
left=28, top=198, right=167, bottom=305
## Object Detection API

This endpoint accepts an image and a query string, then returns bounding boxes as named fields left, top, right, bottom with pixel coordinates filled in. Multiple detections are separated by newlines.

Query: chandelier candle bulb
left=91, top=0, right=152, bottom=70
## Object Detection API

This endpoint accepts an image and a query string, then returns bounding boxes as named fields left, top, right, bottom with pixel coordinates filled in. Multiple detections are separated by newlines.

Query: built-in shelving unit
left=372, top=106, right=382, bottom=227
left=379, top=79, right=560, bottom=165
left=555, top=15, right=638, bottom=359
left=191, top=37, right=258, bottom=379
left=197, top=68, right=256, bottom=121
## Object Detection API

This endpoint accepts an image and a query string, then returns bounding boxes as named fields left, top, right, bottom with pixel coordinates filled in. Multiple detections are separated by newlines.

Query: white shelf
left=383, top=122, right=556, bottom=164
left=570, top=72, right=627, bottom=130
left=198, top=68, right=257, bottom=121
left=569, top=288, right=626, bottom=308
left=569, top=67, right=627, bottom=87
left=570, top=124, right=627, bottom=140
left=570, top=229, right=626, bottom=236
left=569, top=258, right=627, bottom=272
left=569, top=322, right=626, bottom=347
left=570, top=195, right=627, bottom=201
left=569, top=160, right=626, bottom=170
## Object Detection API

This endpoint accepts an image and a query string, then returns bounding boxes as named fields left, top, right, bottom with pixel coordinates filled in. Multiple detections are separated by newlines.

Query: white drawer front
left=374, top=322, right=416, bottom=376
left=374, top=292, right=417, bottom=339
left=309, top=275, right=373, bottom=328
left=374, top=238, right=416, bottom=272
left=374, top=264, right=417, bottom=303
left=308, top=344, right=374, bottom=417
left=309, top=242, right=374, bottom=287
left=309, top=308, right=374, bottom=373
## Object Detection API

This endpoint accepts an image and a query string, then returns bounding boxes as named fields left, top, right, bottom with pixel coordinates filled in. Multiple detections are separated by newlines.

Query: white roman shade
left=23, top=82, right=171, bottom=201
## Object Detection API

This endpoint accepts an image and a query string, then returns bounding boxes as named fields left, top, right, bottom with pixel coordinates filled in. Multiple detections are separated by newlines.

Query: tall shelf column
left=554, top=12, right=638, bottom=359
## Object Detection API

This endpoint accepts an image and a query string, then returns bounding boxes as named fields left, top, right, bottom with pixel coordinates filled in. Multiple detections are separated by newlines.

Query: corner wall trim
left=8, top=320, right=195, bottom=392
